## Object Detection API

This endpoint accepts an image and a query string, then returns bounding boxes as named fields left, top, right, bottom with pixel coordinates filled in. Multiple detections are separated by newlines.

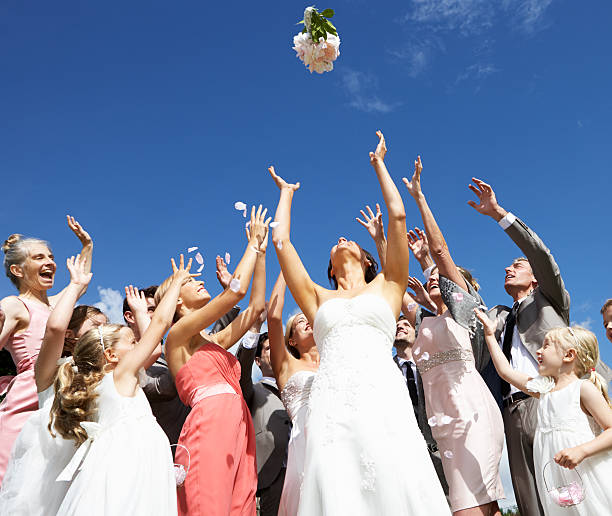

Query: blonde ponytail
left=49, top=324, right=123, bottom=444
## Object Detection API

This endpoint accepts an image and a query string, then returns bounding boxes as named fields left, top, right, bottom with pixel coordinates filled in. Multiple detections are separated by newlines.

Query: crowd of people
left=0, top=131, right=611, bottom=516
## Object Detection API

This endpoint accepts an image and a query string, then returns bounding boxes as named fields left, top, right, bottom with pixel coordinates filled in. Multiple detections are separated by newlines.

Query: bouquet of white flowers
left=293, top=6, right=340, bottom=74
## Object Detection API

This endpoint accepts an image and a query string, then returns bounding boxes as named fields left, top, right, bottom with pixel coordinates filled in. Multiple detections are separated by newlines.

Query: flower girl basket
left=543, top=461, right=586, bottom=507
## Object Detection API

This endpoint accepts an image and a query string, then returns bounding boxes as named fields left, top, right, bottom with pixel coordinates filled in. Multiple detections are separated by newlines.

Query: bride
left=268, top=131, right=450, bottom=515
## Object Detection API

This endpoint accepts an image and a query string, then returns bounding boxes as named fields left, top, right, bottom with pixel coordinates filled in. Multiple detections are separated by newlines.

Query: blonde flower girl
left=476, top=310, right=612, bottom=516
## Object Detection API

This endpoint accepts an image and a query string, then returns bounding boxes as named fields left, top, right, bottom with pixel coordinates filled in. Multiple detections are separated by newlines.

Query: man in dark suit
left=468, top=177, right=612, bottom=516
left=393, top=316, right=449, bottom=498
left=237, top=327, right=290, bottom=516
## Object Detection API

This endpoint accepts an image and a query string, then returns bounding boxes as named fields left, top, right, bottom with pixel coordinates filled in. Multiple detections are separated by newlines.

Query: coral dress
left=414, top=277, right=504, bottom=511
left=175, top=342, right=257, bottom=516
left=0, top=297, right=50, bottom=484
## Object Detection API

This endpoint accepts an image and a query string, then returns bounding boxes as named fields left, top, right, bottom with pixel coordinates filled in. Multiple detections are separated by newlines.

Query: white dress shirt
left=396, top=356, right=419, bottom=393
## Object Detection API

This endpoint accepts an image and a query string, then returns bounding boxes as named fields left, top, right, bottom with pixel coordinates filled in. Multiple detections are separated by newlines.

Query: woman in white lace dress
left=267, top=272, right=318, bottom=516
left=267, top=132, right=450, bottom=515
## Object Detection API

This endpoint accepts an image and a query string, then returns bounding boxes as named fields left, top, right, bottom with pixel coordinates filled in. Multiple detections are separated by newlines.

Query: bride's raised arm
left=369, top=131, right=410, bottom=307
left=268, top=166, right=320, bottom=323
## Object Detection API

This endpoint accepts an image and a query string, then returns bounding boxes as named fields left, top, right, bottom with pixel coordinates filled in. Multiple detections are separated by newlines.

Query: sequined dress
left=414, top=276, right=504, bottom=511
left=297, top=294, right=450, bottom=516
left=278, top=370, right=316, bottom=516
left=532, top=378, right=612, bottom=516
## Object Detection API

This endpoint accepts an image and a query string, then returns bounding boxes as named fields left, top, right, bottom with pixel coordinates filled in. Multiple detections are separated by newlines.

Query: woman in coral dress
left=162, top=206, right=270, bottom=515
left=0, top=217, right=92, bottom=484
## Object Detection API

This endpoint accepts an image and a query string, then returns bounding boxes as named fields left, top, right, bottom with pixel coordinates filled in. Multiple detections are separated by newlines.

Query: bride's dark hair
left=327, top=246, right=378, bottom=290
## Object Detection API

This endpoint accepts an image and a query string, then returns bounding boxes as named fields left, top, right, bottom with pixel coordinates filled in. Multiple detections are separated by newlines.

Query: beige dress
left=414, top=278, right=505, bottom=511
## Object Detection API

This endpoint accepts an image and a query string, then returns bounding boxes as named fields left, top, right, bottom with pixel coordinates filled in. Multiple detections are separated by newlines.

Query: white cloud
left=503, top=0, right=554, bottom=33
left=341, top=69, right=398, bottom=114
left=407, top=0, right=495, bottom=35
left=456, top=63, right=500, bottom=84
left=94, top=286, right=125, bottom=324
left=387, top=38, right=443, bottom=78
left=573, top=317, right=593, bottom=330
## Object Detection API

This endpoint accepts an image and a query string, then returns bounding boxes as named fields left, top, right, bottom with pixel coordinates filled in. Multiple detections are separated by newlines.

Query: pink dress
left=175, top=342, right=257, bottom=516
left=0, top=297, right=51, bottom=484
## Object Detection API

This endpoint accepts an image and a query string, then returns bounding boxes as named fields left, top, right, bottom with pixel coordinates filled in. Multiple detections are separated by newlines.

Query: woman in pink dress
left=161, top=206, right=269, bottom=516
left=404, top=158, right=504, bottom=515
left=0, top=216, right=92, bottom=483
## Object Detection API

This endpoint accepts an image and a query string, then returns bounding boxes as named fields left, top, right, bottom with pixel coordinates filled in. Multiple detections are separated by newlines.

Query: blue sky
left=2, top=1, right=611, bottom=506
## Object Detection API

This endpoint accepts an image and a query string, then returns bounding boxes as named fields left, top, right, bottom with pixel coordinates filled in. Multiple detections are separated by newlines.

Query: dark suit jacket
left=489, top=216, right=612, bottom=383
left=237, top=343, right=291, bottom=490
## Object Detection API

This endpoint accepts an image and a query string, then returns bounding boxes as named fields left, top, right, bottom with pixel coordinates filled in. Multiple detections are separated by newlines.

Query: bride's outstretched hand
left=402, top=156, right=423, bottom=199
left=170, top=254, right=200, bottom=282
left=246, top=204, right=272, bottom=251
left=356, top=203, right=385, bottom=243
left=268, top=166, right=300, bottom=192
left=369, top=130, right=387, bottom=164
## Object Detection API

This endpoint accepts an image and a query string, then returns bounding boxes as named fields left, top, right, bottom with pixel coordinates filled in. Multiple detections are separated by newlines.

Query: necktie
left=404, top=362, right=419, bottom=408
left=501, top=302, right=520, bottom=396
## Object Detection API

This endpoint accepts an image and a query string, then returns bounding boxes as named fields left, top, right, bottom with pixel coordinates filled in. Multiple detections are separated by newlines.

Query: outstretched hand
left=66, top=254, right=92, bottom=289
left=467, top=178, right=506, bottom=220
left=402, top=156, right=423, bottom=199
left=268, top=166, right=300, bottom=192
left=474, top=309, right=496, bottom=337
left=406, top=276, right=431, bottom=309
left=170, top=254, right=200, bottom=283
left=216, top=255, right=232, bottom=289
left=66, top=215, right=92, bottom=247
left=407, top=227, right=429, bottom=262
left=356, top=204, right=385, bottom=243
left=125, top=285, right=148, bottom=315
left=246, top=205, right=272, bottom=251
left=369, top=130, right=387, bottom=164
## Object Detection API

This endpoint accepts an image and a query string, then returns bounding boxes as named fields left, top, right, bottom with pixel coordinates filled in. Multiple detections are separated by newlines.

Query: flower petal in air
left=421, top=352, right=430, bottom=360
left=270, top=221, right=280, bottom=229
left=197, top=264, right=204, bottom=273
left=276, top=240, right=283, bottom=250
left=443, top=450, right=454, bottom=459
left=187, top=246, right=198, bottom=253
left=195, top=252, right=204, bottom=265
left=439, top=415, right=453, bottom=425
left=225, top=252, right=231, bottom=264
left=427, top=416, right=437, bottom=427
left=229, top=278, right=240, bottom=293
left=452, top=292, right=464, bottom=302
left=234, top=201, right=246, bottom=211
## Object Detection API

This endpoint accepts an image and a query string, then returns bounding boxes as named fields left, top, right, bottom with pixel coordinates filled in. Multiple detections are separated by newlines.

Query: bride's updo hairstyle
left=546, top=326, right=611, bottom=408
left=327, top=247, right=378, bottom=290
left=49, top=324, right=123, bottom=444
left=3, top=233, right=51, bottom=289
left=284, top=315, right=302, bottom=359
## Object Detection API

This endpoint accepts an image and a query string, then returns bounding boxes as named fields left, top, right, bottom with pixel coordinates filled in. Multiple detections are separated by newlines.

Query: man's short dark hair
left=256, top=332, right=269, bottom=358
left=122, top=285, right=159, bottom=321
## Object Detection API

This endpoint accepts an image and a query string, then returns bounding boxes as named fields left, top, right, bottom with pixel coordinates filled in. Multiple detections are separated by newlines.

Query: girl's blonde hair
left=284, top=314, right=301, bottom=359
left=547, top=326, right=611, bottom=407
left=49, top=324, right=123, bottom=444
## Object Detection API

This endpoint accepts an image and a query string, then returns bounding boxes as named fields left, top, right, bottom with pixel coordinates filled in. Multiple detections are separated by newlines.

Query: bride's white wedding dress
left=298, top=294, right=450, bottom=515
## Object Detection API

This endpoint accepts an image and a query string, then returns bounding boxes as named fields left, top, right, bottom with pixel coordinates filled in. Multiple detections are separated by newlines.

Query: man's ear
left=255, top=357, right=261, bottom=367
left=124, top=311, right=135, bottom=325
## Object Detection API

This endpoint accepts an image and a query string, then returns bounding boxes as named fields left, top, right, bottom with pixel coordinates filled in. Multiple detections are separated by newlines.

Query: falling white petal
left=452, top=292, right=464, bottom=302
left=224, top=252, right=230, bottom=264
left=407, top=303, right=417, bottom=311
left=413, top=347, right=421, bottom=355
left=276, top=240, right=283, bottom=250
left=234, top=201, right=246, bottom=211
left=187, top=246, right=198, bottom=253
left=427, top=416, right=437, bottom=427
left=245, top=221, right=251, bottom=229
left=444, top=450, right=454, bottom=459
left=195, top=252, right=204, bottom=265
left=270, top=221, right=280, bottom=229
left=229, top=278, right=240, bottom=293
left=196, top=264, right=204, bottom=273
left=243, top=208, right=247, bottom=218
left=439, top=415, right=453, bottom=425
left=421, top=352, right=430, bottom=360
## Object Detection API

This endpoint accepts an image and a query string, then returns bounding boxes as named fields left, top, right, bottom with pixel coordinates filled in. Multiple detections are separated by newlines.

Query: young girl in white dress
left=52, top=256, right=196, bottom=516
left=477, top=311, right=612, bottom=516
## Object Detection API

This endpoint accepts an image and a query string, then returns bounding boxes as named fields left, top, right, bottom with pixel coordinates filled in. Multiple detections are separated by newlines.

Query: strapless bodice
left=281, top=370, right=316, bottom=421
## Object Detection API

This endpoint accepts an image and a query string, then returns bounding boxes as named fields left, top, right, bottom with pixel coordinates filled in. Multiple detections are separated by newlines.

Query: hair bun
left=2, top=234, right=22, bottom=254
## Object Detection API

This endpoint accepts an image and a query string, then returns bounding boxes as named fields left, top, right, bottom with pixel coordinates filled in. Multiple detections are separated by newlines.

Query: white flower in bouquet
left=293, top=6, right=340, bottom=74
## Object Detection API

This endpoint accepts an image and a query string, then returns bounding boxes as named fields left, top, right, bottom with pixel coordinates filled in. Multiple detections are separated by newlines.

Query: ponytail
left=588, top=369, right=612, bottom=409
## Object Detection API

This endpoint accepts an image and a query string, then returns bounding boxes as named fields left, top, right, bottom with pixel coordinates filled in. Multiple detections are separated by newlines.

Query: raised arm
left=474, top=309, right=537, bottom=397
left=214, top=217, right=268, bottom=350
left=49, top=216, right=93, bottom=304
left=167, top=207, right=265, bottom=347
left=125, top=285, right=161, bottom=369
left=369, top=131, right=409, bottom=296
left=407, top=228, right=434, bottom=273
left=403, top=157, right=468, bottom=292
left=356, top=203, right=387, bottom=269
left=35, top=255, right=92, bottom=392
left=267, top=272, right=295, bottom=385
left=114, top=256, right=194, bottom=392
left=269, top=166, right=320, bottom=322
left=468, top=177, right=569, bottom=313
